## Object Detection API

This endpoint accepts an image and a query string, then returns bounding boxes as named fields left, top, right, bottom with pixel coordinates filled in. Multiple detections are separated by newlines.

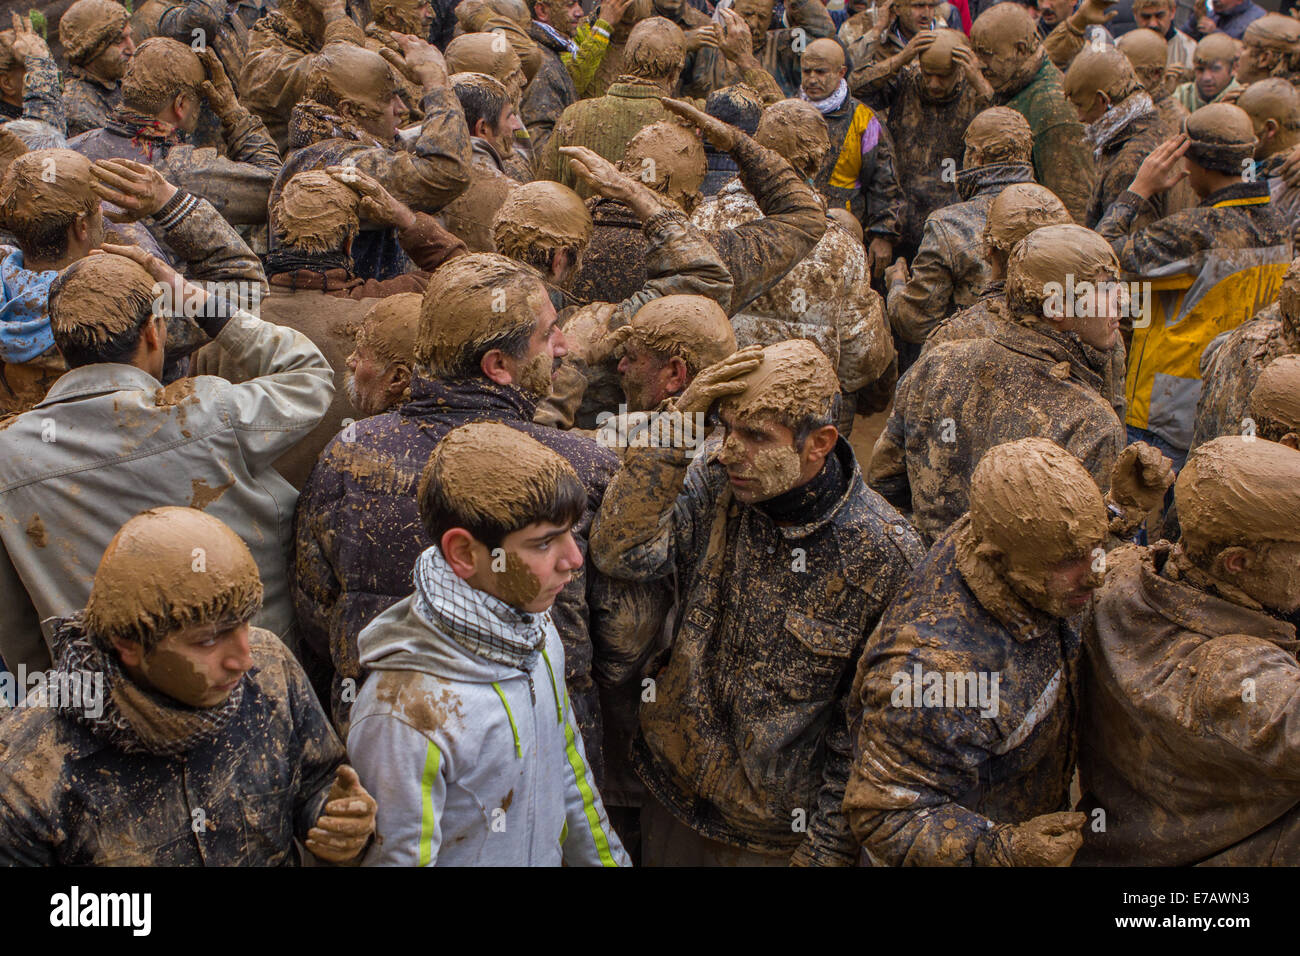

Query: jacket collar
left=471, top=136, right=506, bottom=171
left=67, top=64, right=119, bottom=92
left=404, top=373, right=539, bottom=422
left=956, top=161, right=1035, bottom=201
left=992, top=319, right=1106, bottom=394
left=36, top=363, right=162, bottom=407
left=1199, top=178, right=1272, bottom=208
left=1085, top=92, right=1155, bottom=157
left=531, top=19, right=577, bottom=54
left=737, top=437, right=863, bottom=541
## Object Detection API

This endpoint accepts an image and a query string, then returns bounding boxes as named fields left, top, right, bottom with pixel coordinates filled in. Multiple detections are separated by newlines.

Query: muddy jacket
left=274, top=88, right=472, bottom=280
left=1098, top=180, right=1291, bottom=451
left=1077, top=542, right=1300, bottom=866
left=239, top=10, right=368, bottom=152
left=519, top=22, right=579, bottom=161
left=0, top=624, right=344, bottom=865
left=846, top=19, right=919, bottom=112
left=348, top=559, right=627, bottom=866
left=814, top=92, right=903, bottom=240
left=0, top=191, right=266, bottom=414
left=437, top=138, right=517, bottom=253
left=870, top=318, right=1125, bottom=544
left=691, top=183, right=894, bottom=423
left=0, top=53, right=67, bottom=132
left=1173, top=76, right=1242, bottom=114
left=1085, top=98, right=1166, bottom=231
left=922, top=282, right=1129, bottom=421
left=844, top=516, right=1081, bottom=866
left=539, top=81, right=671, bottom=196
left=886, top=162, right=1035, bottom=344
left=69, top=104, right=281, bottom=227
left=1192, top=303, right=1300, bottom=449
left=686, top=0, right=836, bottom=98
left=590, top=438, right=924, bottom=865
left=132, top=0, right=251, bottom=93
left=1001, top=56, right=1095, bottom=225
left=1257, top=152, right=1300, bottom=250
left=885, top=68, right=991, bottom=256
left=61, top=68, right=120, bottom=140
left=0, top=307, right=331, bottom=672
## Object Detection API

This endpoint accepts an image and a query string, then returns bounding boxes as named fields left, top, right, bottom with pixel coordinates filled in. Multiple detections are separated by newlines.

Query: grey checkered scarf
left=411, top=546, right=547, bottom=672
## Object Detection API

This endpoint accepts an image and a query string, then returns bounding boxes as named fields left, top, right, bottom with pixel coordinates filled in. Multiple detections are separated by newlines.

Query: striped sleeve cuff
left=151, top=189, right=199, bottom=231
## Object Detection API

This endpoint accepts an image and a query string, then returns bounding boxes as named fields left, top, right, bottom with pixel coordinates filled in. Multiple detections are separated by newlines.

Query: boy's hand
left=197, top=47, right=240, bottom=118
left=9, top=13, right=50, bottom=60
left=307, top=766, right=377, bottom=863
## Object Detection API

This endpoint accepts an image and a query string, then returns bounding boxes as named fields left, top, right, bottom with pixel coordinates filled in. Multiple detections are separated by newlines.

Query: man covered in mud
left=348, top=423, right=628, bottom=866
left=1077, top=436, right=1300, bottom=865
left=1065, top=47, right=1168, bottom=230
left=519, top=0, right=584, bottom=156
left=1173, top=31, right=1241, bottom=113
left=1192, top=256, right=1300, bottom=449
left=1097, top=104, right=1291, bottom=468
left=845, top=438, right=1120, bottom=866
left=0, top=507, right=375, bottom=866
left=590, top=340, right=925, bottom=866
left=870, top=223, right=1170, bottom=543
left=685, top=0, right=837, bottom=98
left=0, top=15, right=64, bottom=131
left=692, top=98, right=895, bottom=435
left=58, top=0, right=136, bottom=139
left=240, top=0, right=368, bottom=151
left=795, top=40, right=904, bottom=278
left=1132, top=0, right=1196, bottom=81
left=292, top=150, right=729, bottom=757
left=1239, top=79, right=1300, bottom=241
left=846, top=0, right=953, bottom=108
left=0, top=246, right=331, bottom=673
left=1237, top=13, right=1300, bottom=87
left=969, top=1, right=1095, bottom=224
left=885, top=106, right=1039, bottom=346
left=1118, top=27, right=1189, bottom=138
left=870, top=29, right=992, bottom=262
left=272, top=38, right=471, bottom=280
left=69, top=38, right=281, bottom=230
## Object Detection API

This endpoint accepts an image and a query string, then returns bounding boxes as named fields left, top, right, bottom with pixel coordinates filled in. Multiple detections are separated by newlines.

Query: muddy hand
left=91, top=159, right=179, bottom=222
left=1005, top=811, right=1087, bottom=866
left=1129, top=133, right=1189, bottom=199
left=561, top=145, right=637, bottom=201
left=675, top=344, right=765, bottom=415
left=1110, top=441, right=1175, bottom=514
left=197, top=47, right=239, bottom=117
left=307, top=765, right=377, bottom=863
left=9, top=13, right=50, bottom=60
left=660, top=96, right=739, bottom=152
left=326, top=165, right=414, bottom=229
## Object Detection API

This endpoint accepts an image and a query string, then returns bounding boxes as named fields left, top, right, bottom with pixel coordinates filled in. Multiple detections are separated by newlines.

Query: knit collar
left=755, top=440, right=847, bottom=525
left=52, top=616, right=246, bottom=757
left=800, top=77, right=849, bottom=115
left=287, top=99, right=389, bottom=151
left=1084, top=92, right=1155, bottom=158
left=411, top=545, right=547, bottom=672
left=105, top=105, right=185, bottom=157
left=956, top=161, right=1035, bottom=200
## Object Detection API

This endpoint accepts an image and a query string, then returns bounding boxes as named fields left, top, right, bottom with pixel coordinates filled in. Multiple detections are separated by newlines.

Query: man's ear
left=802, top=423, right=838, bottom=465
left=471, top=116, right=491, bottom=139
left=480, top=348, right=515, bottom=386
left=71, top=213, right=91, bottom=246
left=0, top=67, right=23, bottom=101
left=441, top=529, right=481, bottom=579
left=1265, top=118, right=1280, bottom=141
left=142, top=313, right=165, bottom=352
left=1215, top=545, right=1253, bottom=577
left=664, top=355, right=690, bottom=395
left=386, top=362, right=412, bottom=402
left=1280, top=431, right=1299, bottom=451
left=109, top=633, right=145, bottom=669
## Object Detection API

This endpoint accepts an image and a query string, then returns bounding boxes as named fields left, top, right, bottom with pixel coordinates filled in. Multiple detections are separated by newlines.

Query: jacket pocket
left=779, top=611, right=857, bottom=703
left=238, top=785, right=297, bottom=865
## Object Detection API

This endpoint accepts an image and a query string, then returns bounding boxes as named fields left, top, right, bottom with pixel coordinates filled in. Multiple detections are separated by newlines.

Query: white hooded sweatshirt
left=348, top=547, right=628, bottom=866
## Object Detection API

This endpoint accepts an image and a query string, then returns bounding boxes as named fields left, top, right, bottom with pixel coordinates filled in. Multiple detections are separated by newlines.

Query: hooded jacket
left=348, top=548, right=629, bottom=866
left=886, top=161, right=1036, bottom=344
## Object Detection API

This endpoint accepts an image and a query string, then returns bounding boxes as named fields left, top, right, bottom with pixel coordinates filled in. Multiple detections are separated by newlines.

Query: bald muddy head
left=121, top=37, right=205, bottom=133
left=918, top=29, right=968, bottom=99
left=971, top=2, right=1043, bottom=96
left=1064, top=47, right=1144, bottom=125
left=417, top=252, right=560, bottom=397
left=966, top=437, right=1108, bottom=618
left=1177, top=436, right=1300, bottom=613
left=1007, top=223, right=1122, bottom=349
left=421, top=421, right=585, bottom=612
left=271, top=169, right=361, bottom=256
left=305, top=43, right=406, bottom=142
left=348, top=292, right=422, bottom=416
left=982, top=182, right=1071, bottom=277
left=492, top=180, right=592, bottom=286
left=1250, top=353, right=1300, bottom=447
left=1118, top=28, right=1171, bottom=96
left=1238, top=78, right=1300, bottom=159
left=963, top=105, right=1033, bottom=168
left=621, top=120, right=706, bottom=215
left=618, top=295, right=736, bottom=410
left=1240, top=14, right=1300, bottom=83
left=88, top=507, right=263, bottom=708
left=755, top=99, right=830, bottom=179
left=715, top=340, right=841, bottom=505
left=800, top=37, right=846, bottom=101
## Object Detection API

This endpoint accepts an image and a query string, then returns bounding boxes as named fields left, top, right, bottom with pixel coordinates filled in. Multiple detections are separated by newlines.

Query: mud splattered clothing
left=814, top=92, right=903, bottom=241
left=1085, top=99, right=1166, bottom=231
left=348, top=549, right=628, bottom=866
left=844, top=516, right=1080, bottom=866
left=870, top=318, right=1124, bottom=544
left=1173, top=75, right=1242, bottom=113
left=539, top=81, right=671, bottom=196
left=590, top=438, right=924, bottom=865
left=685, top=0, right=837, bottom=98
left=425, top=138, right=513, bottom=253
left=569, top=198, right=649, bottom=309
left=1098, top=180, right=1291, bottom=452
left=69, top=104, right=282, bottom=226
left=0, top=624, right=345, bottom=866
left=1077, top=542, right=1300, bottom=866
left=691, top=186, right=895, bottom=428
left=886, top=162, right=1035, bottom=345
left=3, top=53, right=67, bottom=134
left=132, top=0, right=251, bottom=91
left=0, top=305, right=331, bottom=672
left=274, top=87, right=472, bottom=280
left=239, top=10, right=368, bottom=152
left=61, top=67, right=120, bottom=139
left=1000, top=56, right=1095, bottom=225
left=519, top=22, right=580, bottom=161
left=885, top=69, right=991, bottom=258
left=1257, top=152, right=1300, bottom=250
left=1192, top=303, right=1300, bottom=448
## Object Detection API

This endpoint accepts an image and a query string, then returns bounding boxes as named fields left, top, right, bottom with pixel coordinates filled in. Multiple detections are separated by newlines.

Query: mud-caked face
left=1195, top=57, right=1235, bottom=103
left=346, top=344, right=406, bottom=417
left=735, top=0, right=775, bottom=51
left=1005, top=547, right=1106, bottom=619
left=972, top=30, right=1033, bottom=95
left=503, top=290, right=567, bottom=398
left=714, top=407, right=809, bottom=504
left=1134, top=1, right=1173, bottom=33
left=537, top=0, right=584, bottom=37
left=617, top=338, right=674, bottom=412
left=135, top=619, right=255, bottom=709
left=88, top=25, right=135, bottom=82
left=1240, top=39, right=1282, bottom=83
left=471, top=521, right=584, bottom=613
left=920, top=60, right=961, bottom=99
left=897, top=0, right=941, bottom=35
left=1229, top=539, right=1300, bottom=614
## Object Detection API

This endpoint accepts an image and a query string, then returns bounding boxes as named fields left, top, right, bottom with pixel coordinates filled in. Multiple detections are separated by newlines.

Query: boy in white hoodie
left=348, top=422, right=630, bottom=866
